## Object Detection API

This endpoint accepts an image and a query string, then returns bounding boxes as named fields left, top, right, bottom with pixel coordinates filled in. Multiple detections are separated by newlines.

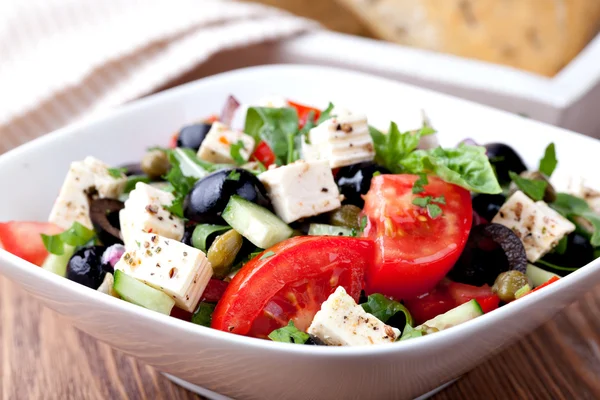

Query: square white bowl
left=1, top=65, right=599, bottom=400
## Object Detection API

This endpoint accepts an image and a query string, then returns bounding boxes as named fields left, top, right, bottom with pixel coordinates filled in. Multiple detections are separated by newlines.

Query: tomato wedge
left=0, top=221, right=62, bottom=266
left=287, top=100, right=321, bottom=128
left=211, top=236, right=374, bottom=338
left=404, top=280, right=499, bottom=324
left=362, top=175, right=472, bottom=300
left=251, top=141, right=276, bottom=168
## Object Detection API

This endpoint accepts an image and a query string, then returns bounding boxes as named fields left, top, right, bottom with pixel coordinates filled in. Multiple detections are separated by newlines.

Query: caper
left=508, top=171, right=556, bottom=203
left=328, top=205, right=362, bottom=229
left=141, top=150, right=170, bottom=179
left=492, top=270, right=531, bottom=302
left=207, top=229, right=243, bottom=278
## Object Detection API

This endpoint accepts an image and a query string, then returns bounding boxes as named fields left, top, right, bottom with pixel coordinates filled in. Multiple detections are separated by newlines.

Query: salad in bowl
left=2, top=95, right=599, bottom=347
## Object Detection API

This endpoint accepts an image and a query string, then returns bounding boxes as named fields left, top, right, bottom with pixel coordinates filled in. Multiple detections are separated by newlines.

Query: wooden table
left=3, top=1, right=600, bottom=399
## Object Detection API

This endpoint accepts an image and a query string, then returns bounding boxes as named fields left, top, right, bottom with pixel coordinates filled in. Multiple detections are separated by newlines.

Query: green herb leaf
left=412, top=196, right=431, bottom=207
left=191, top=302, right=216, bottom=327
left=163, top=149, right=203, bottom=218
left=260, top=250, right=276, bottom=260
left=360, top=215, right=368, bottom=232
left=554, top=236, right=568, bottom=255
left=372, top=171, right=381, bottom=177
left=399, top=144, right=502, bottom=194
left=298, top=110, right=317, bottom=142
left=412, top=173, right=428, bottom=194
left=107, top=167, right=127, bottom=178
left=399, top=324, right=423, bottom=341
left=431, top=195, right=446, bottom=205
left=427, top=204, right=443, bottom=219
left=552, top=193, right=600, bottom=247
left=539, top=143, right=557, bottom=177
left=509, top=171, right=548, bottom=201
left=191, top=224, right=230, bottom=252
left=268, top=320, right=310, bottom=344
left=360, top=293, right=413, bottom=326
left=227, top=170, right=241, bottom=181
left=316, top=102, right=335, bottom=124
left=244, top=107, right=299, bottom=165
left=370, top=122, right=422, bottom=173
left=124, top=175, right=151, bottom=194
left=230, top=140, right=247, bottom=165
left=41, top=222, right=97, bottom=255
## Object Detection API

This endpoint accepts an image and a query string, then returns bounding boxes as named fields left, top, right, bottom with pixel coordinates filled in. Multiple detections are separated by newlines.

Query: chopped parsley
left=372, top=171, right=381, bottom=177
left=227, top=170, right=241, bottom=181
left=229, top=140, right=246, bottom=165
left=412, top=195, right=446, bottom=219
left=41, top=222, right=96, bottom=255
left=268, top=320, right=310, bottom=344
left=539, top=143, right=557, bottom=177
left=107, top=167, right=127, bottom=178
left=360, top=215, right=368, bottom=232
left=509, top=171, right=547, bottom=201
left=412, top=174, right=428, bottom=194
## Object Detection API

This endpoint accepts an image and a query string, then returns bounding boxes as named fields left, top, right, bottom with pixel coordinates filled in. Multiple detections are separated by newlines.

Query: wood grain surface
left=3, top=1, right=600, bottom=399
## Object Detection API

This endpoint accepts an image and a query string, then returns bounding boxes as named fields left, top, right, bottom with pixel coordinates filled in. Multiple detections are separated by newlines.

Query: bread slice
left=336, top=0, right=600, bottom=76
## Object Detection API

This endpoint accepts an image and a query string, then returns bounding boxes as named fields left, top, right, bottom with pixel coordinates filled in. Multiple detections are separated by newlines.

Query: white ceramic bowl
left=0, top=65, right=599, bottom=400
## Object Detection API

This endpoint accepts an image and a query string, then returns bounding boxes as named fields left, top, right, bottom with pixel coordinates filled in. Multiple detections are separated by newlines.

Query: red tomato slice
left=287, top=100, right=321, bottom=128
left=362, top=175, right=472, bottom=300
left=251, top=141, right=276, bottom=167
left=0, top=221, right=63, bottom=266
left=445, top=280, right=499, bottom=313
left=211, top=236, right=374, bottom=338
left=201, top=279, right=229, bottom=302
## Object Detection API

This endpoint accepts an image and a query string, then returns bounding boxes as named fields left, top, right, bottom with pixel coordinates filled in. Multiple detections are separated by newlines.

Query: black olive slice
left=449, top=223, right=527, bottom=286
left=90, top=198, right=125, bottom=246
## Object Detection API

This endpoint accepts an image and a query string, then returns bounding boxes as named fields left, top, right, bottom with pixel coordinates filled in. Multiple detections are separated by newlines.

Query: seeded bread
left=336, top=0, right=600, bottom=76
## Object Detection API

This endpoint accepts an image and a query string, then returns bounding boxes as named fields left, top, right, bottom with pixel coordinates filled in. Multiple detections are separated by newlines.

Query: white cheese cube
left=302, top=107, right=375, bottom=168
left=121, top=182, right=184, bottom=246
left=307, top=287, right=400, bottom=346
left=114, top=232, right=212, bottom=311
left=258, top=160, right=341, bottom=223
left=49, top=156, right=126, bottom=229
left=197, top=122, right=255, bottom=164
left=492, top=191, right=575, bottom=262
left=551, top=172, right=600, bottom=214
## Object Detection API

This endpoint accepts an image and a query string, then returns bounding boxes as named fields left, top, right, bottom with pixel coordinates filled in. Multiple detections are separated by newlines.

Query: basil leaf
left=316, top=102, right=335, bottom=124
left=124, top=175, right=151, bottom=194
left=268, top=320, right=309, bottom=344
left=191, top=224, right=230, bottom=252
left=107, top=167, right=127, bottom=178
left=509, top=171, right=548, bottom=201
left=191, top=302, right=216, bottom=327
left=360, top=293, right=413, bottom=326
left=399, top=145, right=502, bottom=194
left=41, top=222, right=97, bottom=256
left=370, top=122, right=422, bottom=173
left=399, top=324, right=423, bottom=341
left=552, top=193, right=600, bottom=246
left=230, top=140, right=247, bottom=165
left=244, top=107, right=299, bottom=165
left=539, top=143, right=557, bottom=177
left=41, top=234, right=65, bottom=256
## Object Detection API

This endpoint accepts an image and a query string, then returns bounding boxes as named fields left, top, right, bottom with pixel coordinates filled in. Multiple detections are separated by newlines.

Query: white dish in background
left=178, top=30, right=600, bottom=138
left=0, top=65, right=599, bottom=400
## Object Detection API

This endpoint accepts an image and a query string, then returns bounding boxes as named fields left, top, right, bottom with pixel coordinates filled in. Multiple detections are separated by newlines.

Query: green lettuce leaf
left=268, top=320, right=309, bottom=344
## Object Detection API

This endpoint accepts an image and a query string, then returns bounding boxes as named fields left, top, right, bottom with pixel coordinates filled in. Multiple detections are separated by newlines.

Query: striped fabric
left=0, top=0, right=316, bottom=154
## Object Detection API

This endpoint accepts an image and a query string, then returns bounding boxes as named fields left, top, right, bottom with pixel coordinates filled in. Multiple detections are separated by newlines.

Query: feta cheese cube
left=492, top=191, right=575, bottom=262
left=114, top=232, right=213, bottom=311
left=307, top=287, right=400, bottom=346
left=551, top=172, right=600, bottom=214
left=49, top=156, right=126, bottom=229
left=120, top=182, right=184, bottom=246
left=302, top=107, right=375, bottom=168
left=197, top=122, right=255, bottom=164
left=258, top=160, right=341, bottom=223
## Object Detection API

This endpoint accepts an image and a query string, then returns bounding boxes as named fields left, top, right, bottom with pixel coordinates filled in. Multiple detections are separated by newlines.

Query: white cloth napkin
left=0, top=0, right=317, bottom=152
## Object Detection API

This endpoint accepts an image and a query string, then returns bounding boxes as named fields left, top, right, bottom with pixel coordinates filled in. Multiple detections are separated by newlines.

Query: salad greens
left=192, top=302, right=216, bottom=327
left=552, top=193, right=600, bottom=247
left=539, top=143, right=557, bottom=177
left=268, top=320, right=310, bottom=344
left=191, top=224, right=230, bottom=252
left=360, top=294, right=413, bottom=326
left=42, top=222, right=96, bottom=256
left=509, top=171, right=548, bottom=201
left=244, top=107, right=299, bottom=165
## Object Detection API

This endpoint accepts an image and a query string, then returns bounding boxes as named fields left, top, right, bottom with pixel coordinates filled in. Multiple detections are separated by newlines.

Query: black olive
left=90, top=199, right=124, bottom=246
left=541, top=233, right=594, bottom=272
left=472, top=194, right=506, bottom=221
left=484, top=143, right=527, bottom=184
left=181, top=224, right=196, bottom=247
left=184, top=168, right=271, bottom=224
left=449, top=223, right=527, bottom=286
left=335, top=162, right=391, bottom=207
left=176, top=123, right=212, bottom=151
left=67, top=246, right=108, bottom=289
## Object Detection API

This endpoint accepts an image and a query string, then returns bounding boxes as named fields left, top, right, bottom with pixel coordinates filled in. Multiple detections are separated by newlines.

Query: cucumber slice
left=308, top=223, right=355, bottom=237
left=417, top=299, right=483, bottom=332
left=222, top=195, right=292, bottom=248
left=113, top=270, right=175, bottom=315
left=526, top=263, right=559, bottom=287
left=41, top=245, right=75, bottom=277
left=515, top=284, right=532, bottom=299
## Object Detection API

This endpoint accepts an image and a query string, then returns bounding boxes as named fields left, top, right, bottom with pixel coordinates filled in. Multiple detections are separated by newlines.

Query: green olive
left=207, top=229, right=243, bottom=279
left=141, top=150, right=170, bottom=179
left=492, top=270, right=530, bottom=302
left=328, top=205, right=362, bottom=229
